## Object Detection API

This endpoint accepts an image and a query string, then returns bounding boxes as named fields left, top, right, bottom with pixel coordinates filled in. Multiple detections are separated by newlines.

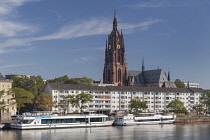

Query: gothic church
left=103, top=12, right=176, bottom=88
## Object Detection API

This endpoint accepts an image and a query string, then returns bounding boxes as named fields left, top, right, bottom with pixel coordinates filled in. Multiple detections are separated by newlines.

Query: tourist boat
left=10, top=111, right=113, bottom=130
left=0, top=124, right=5, bottom=130
left=113, top=113, right=176, bottom=126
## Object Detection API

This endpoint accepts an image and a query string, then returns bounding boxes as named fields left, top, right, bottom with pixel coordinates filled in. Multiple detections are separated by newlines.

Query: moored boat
left=113, top=113, right=176, bottom=126
left=0, top=124, right=5, bottom=130
left=10, top=111, right=113, bottom=130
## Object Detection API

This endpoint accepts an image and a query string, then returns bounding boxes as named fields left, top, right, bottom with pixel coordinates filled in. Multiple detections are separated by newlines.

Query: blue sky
left=0, top=0, right=210, bottom=89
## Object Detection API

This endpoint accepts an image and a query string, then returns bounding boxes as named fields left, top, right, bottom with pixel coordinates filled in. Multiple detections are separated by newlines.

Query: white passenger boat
left=0, top=124, right=5, bottom=130
left=10, top=112, right=113, bottom=130
left=113, top=113, right=176, bottom=126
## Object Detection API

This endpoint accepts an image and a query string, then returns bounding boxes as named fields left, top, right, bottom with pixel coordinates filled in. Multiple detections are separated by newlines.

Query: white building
left=45, top=83, right=203, bottom=115
left=0, top=78, right=17, bottom=120
left=184, top=82, right=199, bottom=88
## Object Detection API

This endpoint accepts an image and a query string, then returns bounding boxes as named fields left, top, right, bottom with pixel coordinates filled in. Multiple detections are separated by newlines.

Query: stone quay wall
left=175, top=117, right=210, bottom=123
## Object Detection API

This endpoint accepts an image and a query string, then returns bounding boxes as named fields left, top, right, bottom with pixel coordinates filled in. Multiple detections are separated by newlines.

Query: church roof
left=162, top=81, right=177, bottom=88
left=128, top=69, right=168, bottom=84
left=0, top=73, right=5, bottom=80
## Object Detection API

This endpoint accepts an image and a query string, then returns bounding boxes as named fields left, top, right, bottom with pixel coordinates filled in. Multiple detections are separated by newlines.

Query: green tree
left=192, top=104, right=203, bottom=114
left=12, top=75, right=46, bottom=111
left=167, top=99, right=188, bottom=114
left=58, top=95, right=71, bottom=114
left=0, top=90, right=7, bottom=113
left=201, top=90, right=210, bottom=112
left=11, top=88, right=34, bottom=115
left=47, top=76, right=93, bottom=86
left=69, top=92, right=93, bottom=113
left=174, top=79, right=185, bottom=88
left=129, top=99, right=148, bottom=113
left=0, top=90, right=11, bottom=113
left=47, top=75, right=70, bottom=84
left=37, top=93, right=55, bottom=111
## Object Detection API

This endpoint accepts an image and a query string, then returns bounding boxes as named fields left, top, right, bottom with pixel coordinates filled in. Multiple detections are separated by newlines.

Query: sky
left=0, top=0, right=210, bottom=89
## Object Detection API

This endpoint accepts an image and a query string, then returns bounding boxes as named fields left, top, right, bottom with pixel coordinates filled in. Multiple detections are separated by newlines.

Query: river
left=1, top=123, right=210, bottom=140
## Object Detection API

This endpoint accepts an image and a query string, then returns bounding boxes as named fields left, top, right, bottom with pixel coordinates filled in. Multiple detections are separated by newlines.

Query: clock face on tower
left=117, top=44, right=120, bottom=49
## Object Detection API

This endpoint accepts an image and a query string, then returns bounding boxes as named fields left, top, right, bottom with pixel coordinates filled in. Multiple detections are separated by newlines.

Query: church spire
left=142, top=57, right=145, bottom=72
left=168, top=71, right=171, bottom=81
left=113, top=10, right=117, bottom=30
left=105, top=39, right=108, bottom=51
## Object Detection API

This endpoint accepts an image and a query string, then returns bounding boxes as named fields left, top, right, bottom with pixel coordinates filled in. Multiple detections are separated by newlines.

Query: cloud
left=74, top=47, right=104, bottom=52
left=33, top=18, right=162, bottom=41
left=0, top=0, right=38, bottom=37
left=0, top=0, right=36, bottom=15
left=130, top=0, right=210, bottom=9
left=0, top=17, right=162, bottom=53
left=120, top=18, right=163, bottom=33
left=0, top=21, right=36, bottom=37
left=33, top=18, right=112, bottom=41
left=131, top=1, right=170, bottom=8
left=71, top=56, right=94, bottom=64
left=0, top=64, right=24, bottom=69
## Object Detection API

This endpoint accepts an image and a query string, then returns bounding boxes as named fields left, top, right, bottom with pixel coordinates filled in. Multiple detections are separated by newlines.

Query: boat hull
left=11, top=121, right=113, bottom=130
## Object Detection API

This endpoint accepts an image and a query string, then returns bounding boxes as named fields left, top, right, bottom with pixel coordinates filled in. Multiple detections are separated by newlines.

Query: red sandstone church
left=103, top=12, right=176, bottom=88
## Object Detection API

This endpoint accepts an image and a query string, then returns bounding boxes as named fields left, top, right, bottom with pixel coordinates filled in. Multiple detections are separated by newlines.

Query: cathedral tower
left=103, top=11, right=128, bottom=86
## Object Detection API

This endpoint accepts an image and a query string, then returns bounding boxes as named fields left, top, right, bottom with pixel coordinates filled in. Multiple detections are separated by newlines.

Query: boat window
left=90, top=118, right=103, bottom=122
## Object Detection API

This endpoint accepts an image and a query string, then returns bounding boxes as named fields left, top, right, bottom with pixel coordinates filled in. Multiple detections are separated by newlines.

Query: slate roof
left=0, top=73, right=5, bottom=80
left=47, top=83, right=203, bottom=93
left=128, top=69, right=169, bottom=84
left=162, top=81, right=177, bottom=88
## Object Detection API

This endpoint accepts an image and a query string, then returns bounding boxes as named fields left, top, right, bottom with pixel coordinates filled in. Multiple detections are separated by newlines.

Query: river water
left=1, top=123, right=210, bottom=140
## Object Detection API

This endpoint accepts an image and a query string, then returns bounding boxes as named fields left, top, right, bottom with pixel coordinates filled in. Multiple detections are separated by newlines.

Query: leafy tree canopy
left=47, top=75, right=93, bottom=86
left=129, top=99, right=148, bottom=113
left=69, top=92, right=93, bottom=113
left=174, top=79, right=185, bottom=88
left=11, top=88, right=34, bottom=115
left=201, top=90, right=210, bottom=111
left=37, top=93, right=55, bottom=111
left=167, top=99, right=188, bottom=114
left=12, top=75, right=46, bottom=112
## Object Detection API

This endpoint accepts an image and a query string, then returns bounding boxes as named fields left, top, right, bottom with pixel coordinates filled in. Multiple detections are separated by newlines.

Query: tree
left=69, top=92, right=93, bottom=113
left=11, top=88, right=34, bottom=115
left=0, top=90, right=11, bottom=113
left=37, top=93, right=55, bottom=111
left=129, top=99, right=148, bottom=113
left=47, top=76, right=93, bottom=86
left=193, top=104, right=203, bottom=114
left=167, top=99, right=188, bottom=114
left=47, top=75, right=70, bottom=84
left=201, top=90, right=210, bottom=112
left=174, top=79, right=185, bottom=88
left=12, top=75, right=46, bottom=111
left=58, top=95, right=71, bottom=114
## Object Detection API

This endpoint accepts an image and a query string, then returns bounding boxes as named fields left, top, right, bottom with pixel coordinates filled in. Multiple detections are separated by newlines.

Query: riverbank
left=175, top=117, right=210, bottom=123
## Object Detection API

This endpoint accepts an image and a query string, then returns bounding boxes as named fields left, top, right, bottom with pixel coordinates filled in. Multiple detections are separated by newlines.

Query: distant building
left=45, top=83, right=203, bottom=114
left=0, top=73, right=16, bottom=121
left=5, top=74, right=30, bottom=80
left=184, top=82, right=199, bottom=88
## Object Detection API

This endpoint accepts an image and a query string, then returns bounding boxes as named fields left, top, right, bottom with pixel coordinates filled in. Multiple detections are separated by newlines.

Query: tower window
left=118, top=69, right=121, bottom=82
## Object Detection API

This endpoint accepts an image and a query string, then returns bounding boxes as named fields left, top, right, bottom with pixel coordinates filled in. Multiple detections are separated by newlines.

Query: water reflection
left=1, top=123, right=210, bottom=140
